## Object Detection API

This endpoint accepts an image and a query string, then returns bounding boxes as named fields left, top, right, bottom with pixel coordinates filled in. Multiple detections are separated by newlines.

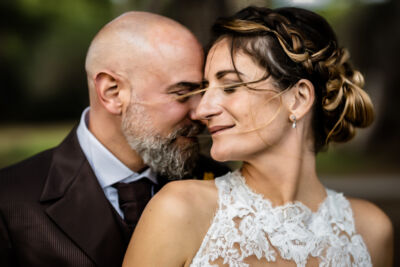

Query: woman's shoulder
left=152, top=179, right=218, bottom=217
left=141, top=179, right=219, bottom=240
left=123, top=179, right=219, bottom=267
left=348, top=197, right=393, bottom=240
left=347, top=197, right=393, bottom=266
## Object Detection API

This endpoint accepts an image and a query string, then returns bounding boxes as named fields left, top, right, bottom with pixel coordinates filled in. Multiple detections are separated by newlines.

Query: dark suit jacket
left=0, top=128, right=229, bottom=267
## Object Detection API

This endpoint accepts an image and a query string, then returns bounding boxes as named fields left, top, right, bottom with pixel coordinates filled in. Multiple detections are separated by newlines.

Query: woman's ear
left=287, top=79, right=315, bottom=120
left=94, top=71, right=126, bottom=115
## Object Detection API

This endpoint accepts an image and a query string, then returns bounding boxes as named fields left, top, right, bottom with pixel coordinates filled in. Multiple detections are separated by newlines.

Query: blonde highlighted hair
left=210, top=6, right=374, bottom=152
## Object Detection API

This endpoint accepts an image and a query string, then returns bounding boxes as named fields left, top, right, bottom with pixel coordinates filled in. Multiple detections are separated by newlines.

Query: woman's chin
left=210, top=147, right=234, bottom=162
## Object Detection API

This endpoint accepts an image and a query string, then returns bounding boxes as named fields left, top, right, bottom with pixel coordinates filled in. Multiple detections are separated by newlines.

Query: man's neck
left=88, top=108, right=146, bottom=172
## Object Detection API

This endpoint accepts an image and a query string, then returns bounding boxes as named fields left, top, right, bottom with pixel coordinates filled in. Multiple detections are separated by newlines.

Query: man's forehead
left=133, top=68, right=201, bottom=94
left=140, top=57, right=202, bottom=83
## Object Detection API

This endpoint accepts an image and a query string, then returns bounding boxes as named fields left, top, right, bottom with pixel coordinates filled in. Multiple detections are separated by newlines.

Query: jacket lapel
left=40, top=129, right=128, bottom=267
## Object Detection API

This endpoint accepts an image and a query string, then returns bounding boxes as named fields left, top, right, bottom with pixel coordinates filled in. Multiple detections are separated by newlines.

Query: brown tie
left=113, top=178, right=153, bottom=230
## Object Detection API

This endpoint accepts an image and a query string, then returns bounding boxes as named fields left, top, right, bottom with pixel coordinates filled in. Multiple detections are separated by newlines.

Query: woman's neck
left=240, top=140, right=326, bottom=211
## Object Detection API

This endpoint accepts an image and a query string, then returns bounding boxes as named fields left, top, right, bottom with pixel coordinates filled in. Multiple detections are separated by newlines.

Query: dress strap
left=324, top=188, right=357, bottom=235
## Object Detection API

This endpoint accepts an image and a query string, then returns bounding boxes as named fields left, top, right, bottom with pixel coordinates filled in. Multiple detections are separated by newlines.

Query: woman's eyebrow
left=215, top=70, right=244, bottom=79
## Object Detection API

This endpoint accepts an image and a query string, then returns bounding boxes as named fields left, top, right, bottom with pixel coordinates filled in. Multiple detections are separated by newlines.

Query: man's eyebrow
left=167, top=81, right=202, bottom=91
left=215, top=70, right=244, bottom=79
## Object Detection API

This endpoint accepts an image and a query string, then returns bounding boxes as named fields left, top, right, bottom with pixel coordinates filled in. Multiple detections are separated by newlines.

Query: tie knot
left=113, top=178, right=154, bottom=229
left=113, top=178, right=153, bottom=201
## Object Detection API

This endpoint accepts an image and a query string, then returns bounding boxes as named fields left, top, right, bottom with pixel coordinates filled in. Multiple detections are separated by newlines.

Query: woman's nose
left=191, top=87, right=222, bottom=121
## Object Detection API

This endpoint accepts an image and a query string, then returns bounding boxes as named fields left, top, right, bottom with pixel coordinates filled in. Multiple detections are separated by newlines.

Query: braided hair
left=210, top=6, right=374, bottom=153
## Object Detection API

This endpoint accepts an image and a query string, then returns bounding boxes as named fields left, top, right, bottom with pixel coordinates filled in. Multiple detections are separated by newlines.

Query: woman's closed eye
left=223, top=84, right=239, bottom=93
left=221, top=82, right=245, bottom=94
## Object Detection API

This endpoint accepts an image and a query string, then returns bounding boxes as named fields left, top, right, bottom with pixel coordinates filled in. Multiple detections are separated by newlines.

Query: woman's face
left=194, top=39, right=292, bottom=162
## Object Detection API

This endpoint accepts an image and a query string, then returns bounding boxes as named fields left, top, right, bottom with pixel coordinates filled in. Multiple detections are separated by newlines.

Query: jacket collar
left=40, top=128, right=129, bottom=267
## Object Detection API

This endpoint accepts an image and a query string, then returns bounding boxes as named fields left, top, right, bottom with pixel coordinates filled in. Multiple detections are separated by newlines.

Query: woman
left=123, top=6, right=393, bottom=267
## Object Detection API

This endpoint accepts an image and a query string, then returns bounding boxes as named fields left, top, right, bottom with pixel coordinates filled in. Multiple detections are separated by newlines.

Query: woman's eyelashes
left=200, top=79, right=244, bottom=95
left=223, top=84, right=240, bottom=93
left=221, top=81, right=244, bottom=94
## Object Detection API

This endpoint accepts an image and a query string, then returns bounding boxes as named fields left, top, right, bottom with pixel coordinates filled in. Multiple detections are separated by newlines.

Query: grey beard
left=126, top=126, right=200, bottom=179
left=121, top=103, right=201, bottom=179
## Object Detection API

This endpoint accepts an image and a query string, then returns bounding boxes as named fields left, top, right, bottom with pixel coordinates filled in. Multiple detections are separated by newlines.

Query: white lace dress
left=190, top=171, right=372, bottom=267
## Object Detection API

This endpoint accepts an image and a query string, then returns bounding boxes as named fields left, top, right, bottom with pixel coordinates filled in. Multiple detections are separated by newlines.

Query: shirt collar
left=76, top=107, right=158, bottom=188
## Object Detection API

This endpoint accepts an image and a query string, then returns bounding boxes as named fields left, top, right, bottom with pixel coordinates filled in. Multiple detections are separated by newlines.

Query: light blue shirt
left=76, top=107, right=158, bottom=218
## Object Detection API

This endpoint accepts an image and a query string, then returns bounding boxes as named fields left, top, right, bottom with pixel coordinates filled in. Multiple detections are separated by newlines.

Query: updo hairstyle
left=210, top=6, right=374, bottom=152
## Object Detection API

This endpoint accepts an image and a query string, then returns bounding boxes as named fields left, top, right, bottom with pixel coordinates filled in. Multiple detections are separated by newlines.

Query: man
left=0, top=12, right=228, bottom=267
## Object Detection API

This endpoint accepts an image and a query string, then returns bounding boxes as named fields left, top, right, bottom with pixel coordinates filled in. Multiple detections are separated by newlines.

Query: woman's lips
left=208, top=125, right=234, bottom=135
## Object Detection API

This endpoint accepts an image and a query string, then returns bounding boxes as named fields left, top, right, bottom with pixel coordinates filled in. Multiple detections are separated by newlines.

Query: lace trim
left=190, top=171, right=372, bottom=267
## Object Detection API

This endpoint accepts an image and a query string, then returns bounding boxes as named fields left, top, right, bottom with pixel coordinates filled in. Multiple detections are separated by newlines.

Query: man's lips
left=208, top=125, right=235, bottom=135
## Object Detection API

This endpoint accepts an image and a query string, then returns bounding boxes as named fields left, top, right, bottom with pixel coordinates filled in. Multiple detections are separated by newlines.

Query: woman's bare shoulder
left=138, top=179, right=218, bottom=232
left=122, top=179, right=219, bottom=267
left=347, top=197, right=393, bottom=266
left=154, top=179, right=218, bottom=213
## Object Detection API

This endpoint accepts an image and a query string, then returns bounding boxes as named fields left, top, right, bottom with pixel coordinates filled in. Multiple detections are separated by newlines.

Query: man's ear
left=286, top=79, right=315, bottom=120
left=94, top=71, right=125, bottom=115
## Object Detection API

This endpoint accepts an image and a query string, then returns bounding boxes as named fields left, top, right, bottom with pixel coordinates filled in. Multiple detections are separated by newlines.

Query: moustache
left=169, top=122, right=205, bottom=142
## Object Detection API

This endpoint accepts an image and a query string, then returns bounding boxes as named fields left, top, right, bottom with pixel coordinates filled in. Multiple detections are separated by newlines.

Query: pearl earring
left=290, top=114, right=297, bottom=129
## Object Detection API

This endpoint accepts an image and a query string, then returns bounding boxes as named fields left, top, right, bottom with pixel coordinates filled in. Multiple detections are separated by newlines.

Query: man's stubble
left=121, top=99, right=202, bottom=179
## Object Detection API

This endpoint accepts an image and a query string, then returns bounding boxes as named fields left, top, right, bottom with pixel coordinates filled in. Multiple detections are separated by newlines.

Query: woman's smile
left=208, top=125, right=235, bottom=135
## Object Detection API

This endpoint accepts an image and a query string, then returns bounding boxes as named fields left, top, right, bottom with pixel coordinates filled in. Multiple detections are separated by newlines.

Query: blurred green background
left=1, top=0, right=399, bottom=171
left=1, top=0, right=399, bottom=264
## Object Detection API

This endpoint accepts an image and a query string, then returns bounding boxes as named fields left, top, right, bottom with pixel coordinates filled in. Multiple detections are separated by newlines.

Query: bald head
left=83, top=11, right=204, bottom=174
left=85, top=11, right=202, bottom=95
